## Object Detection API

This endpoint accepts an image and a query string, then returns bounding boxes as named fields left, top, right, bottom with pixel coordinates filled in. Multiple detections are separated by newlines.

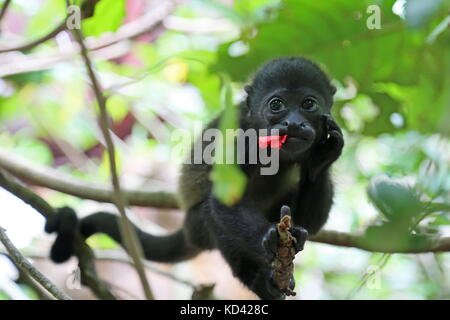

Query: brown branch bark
left=309, top=230, right=450, bottom=253
left=0, top=170, right=116, bottom=299
left=0, top=148, right=179, bottom=208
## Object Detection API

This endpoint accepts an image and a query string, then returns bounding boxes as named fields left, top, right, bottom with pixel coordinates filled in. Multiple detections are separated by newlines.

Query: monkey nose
left=282, top=122, right=309, bottom=137
left=287, top=122, right=303, bottom=131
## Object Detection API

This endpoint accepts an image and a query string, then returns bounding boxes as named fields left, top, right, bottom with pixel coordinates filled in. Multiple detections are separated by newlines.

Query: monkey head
left=243, top=57, right=336, bottom=162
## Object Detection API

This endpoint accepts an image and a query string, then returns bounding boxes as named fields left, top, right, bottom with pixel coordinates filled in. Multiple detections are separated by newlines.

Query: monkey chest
left=248, top=166, right=300, bottom=215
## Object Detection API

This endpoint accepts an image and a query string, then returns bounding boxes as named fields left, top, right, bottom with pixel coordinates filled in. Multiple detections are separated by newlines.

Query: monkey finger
left=326, top=117, right=342, bottom=134
left=291, top=226, right=308, bottom=252
left=328, top=130, right=344, bottom=149
left=289, top=277, right=296, bottom=291
left=280, top=205, right=291, bottom=218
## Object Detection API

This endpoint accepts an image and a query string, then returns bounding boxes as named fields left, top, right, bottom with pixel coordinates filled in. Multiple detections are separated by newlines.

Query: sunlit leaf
left=210, top=75, right=247, bottom=205
left=82, top=0, right=126, bottom=37
left=367, top=175, right=423, bottom=223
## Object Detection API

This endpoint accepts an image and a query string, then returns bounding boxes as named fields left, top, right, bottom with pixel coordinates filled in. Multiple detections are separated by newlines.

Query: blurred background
left=0, top=0, right=449, bottom=300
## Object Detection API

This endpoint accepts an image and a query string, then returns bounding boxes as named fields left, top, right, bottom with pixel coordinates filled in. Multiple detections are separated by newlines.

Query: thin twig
left=13, top=249, right=197, bottom=289
left=70, top=26, right=154, bottom=300
left=0, top=21, right=66, bottom=53
left=346, top=253, right=391, bottom=299
left=0, top=226, right=72, bottom=300
left=94, top=251, right=196, bottom=288
left=0, top=170, right=116, bottom=299
left=0, top=1, right=175, bottom=78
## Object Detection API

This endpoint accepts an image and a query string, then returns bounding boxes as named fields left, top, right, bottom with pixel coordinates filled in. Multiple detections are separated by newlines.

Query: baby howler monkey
left=46, top=57, right=344, bottom=300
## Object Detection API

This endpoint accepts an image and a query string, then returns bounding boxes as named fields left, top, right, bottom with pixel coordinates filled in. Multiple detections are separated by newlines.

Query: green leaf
left=367, top=175, right=423, bottom=222
left=211, top=163, right=247, bottom=206
left=361, top=224, right=430, bottom=252
left=106, top=95, right=128, bottom=122
left=86, top=233, right=120, bottom=249
left=82, top=0, right=126, bottom=37
left=210, top=75, right=247, bottom=205
left=215, top=0, right=450, bottom=136
left=26, top=0, right=66, bottom=37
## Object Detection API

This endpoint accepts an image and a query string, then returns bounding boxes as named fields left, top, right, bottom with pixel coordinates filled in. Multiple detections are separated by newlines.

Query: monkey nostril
left=282, top=121, right=289, bottom=127
left=300, top=122, right=307, bottom=128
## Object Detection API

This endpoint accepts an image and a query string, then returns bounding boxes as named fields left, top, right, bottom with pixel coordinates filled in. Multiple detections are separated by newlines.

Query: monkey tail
left=45, top=207, right=199, bottom=264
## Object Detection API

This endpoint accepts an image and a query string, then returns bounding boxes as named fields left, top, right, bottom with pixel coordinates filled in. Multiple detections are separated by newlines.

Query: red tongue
left=258, top=135, right=288, bottom=149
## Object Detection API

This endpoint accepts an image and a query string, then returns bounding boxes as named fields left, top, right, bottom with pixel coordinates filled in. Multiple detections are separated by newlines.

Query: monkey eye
left=269, top=98, right=285, bottom=113
left=302, top=98, right=318, bottom=111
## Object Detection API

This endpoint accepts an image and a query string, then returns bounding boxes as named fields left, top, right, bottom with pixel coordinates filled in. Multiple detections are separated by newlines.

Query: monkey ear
left=329, top=84, right=337, bottom=96
left=244, top=85, right=253, bottom=109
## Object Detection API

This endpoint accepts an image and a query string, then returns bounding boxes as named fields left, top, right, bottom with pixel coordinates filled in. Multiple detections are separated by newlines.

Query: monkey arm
left=292, top=115, right=343, bottom=234
left=206, top=195, right=287, bottom=300
left=208, top=195, right=271, bottom=260
left=293, top=168, right=334, bottom=235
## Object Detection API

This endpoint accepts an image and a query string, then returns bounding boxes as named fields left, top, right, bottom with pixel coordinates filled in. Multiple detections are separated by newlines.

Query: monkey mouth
left=284, top=131, right=315, bottom=144
left=283, top=136, right=312, bottom=148
left=285, top=135, right=308, bottom=141
left=280, top=132, right=315, bottom=157
left=258, top=135, right=288, bottom=149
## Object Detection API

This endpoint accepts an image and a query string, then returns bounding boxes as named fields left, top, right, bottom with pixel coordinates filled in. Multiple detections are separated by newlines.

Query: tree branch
left=0, top=148, right=179, bottom=208
left=0, top=170, right=116, bottom=299
left=309, top=230, right=450, bottom=253
left=0, top=226, right=72, bottom=300
left=2, top=150, right=450, bottom=254
left=71, top=22, right=154, bottom=299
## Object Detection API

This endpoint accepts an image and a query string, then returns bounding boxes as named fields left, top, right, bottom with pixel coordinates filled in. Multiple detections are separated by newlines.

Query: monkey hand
left=262, top=220, right=308, bottom=262
left=258, top=206, right=308, bottom=299
left=305, top=114, right=344, bottom=182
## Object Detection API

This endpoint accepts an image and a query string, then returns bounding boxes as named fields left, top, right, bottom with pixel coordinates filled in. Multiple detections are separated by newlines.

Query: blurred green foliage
left=0, top=0, right=449, bottom=300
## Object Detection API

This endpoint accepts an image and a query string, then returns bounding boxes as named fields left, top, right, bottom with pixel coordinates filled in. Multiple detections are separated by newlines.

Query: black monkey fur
left=45, top=57, right=344, bottom=300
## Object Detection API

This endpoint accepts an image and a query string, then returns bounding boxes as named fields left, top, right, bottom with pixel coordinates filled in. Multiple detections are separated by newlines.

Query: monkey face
left=243, top=57, right=336, bottom=162
left=248, top=86, right=330, bottom=161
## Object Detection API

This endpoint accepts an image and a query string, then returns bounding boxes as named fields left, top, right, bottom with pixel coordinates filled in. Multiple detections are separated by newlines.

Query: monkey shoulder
left=248, top=165, right=300, bottom=214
